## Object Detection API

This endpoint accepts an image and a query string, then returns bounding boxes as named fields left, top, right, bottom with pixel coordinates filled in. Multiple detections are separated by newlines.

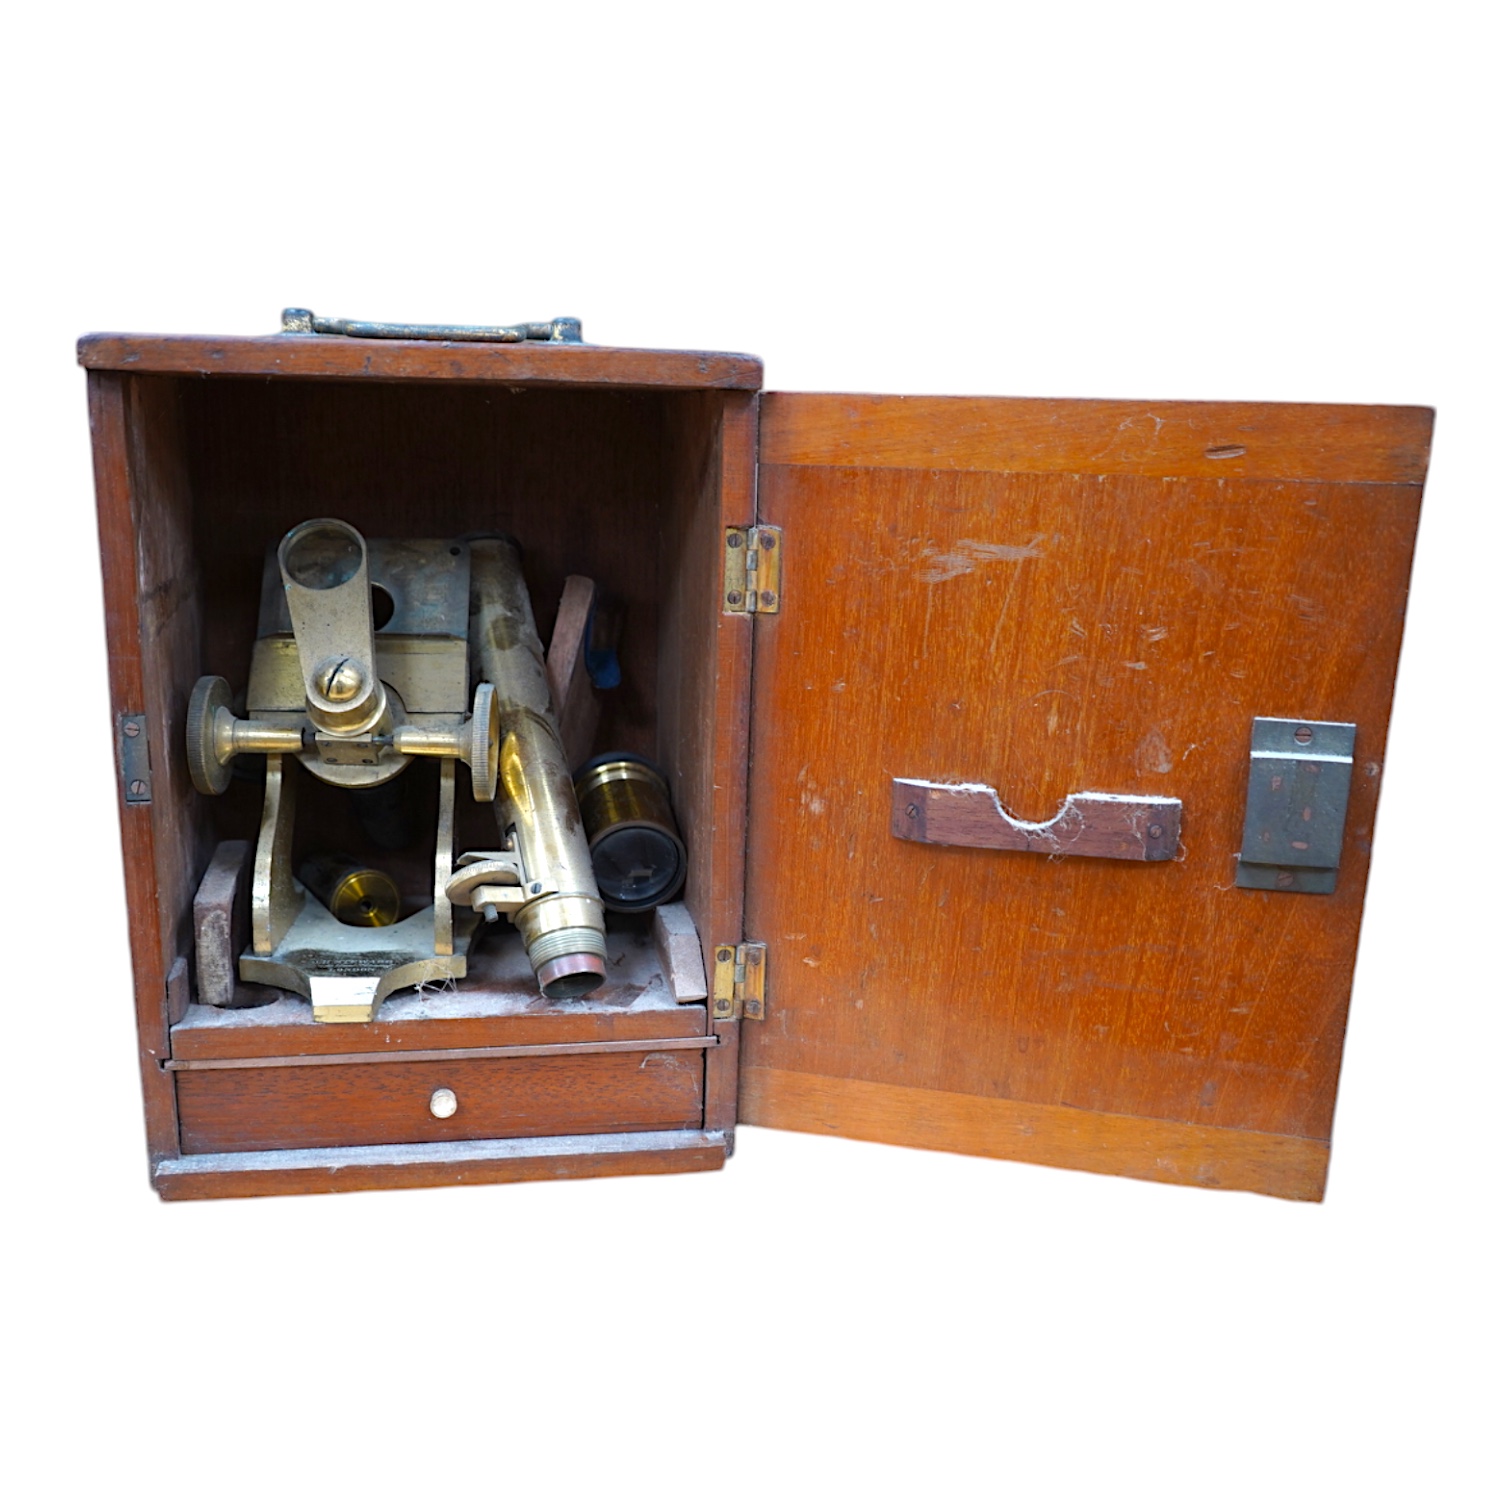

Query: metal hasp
left=281, top=309, right=583, bottom=344
left=1236, top=718, right=1357, bottom=894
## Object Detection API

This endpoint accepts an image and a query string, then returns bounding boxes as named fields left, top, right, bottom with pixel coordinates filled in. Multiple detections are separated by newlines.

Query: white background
left=4, top=4, right=1505, bottom=1508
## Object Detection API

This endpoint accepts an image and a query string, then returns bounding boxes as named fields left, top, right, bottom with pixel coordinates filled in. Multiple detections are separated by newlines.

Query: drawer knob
left=429, top=1087, right=459, bottom=1119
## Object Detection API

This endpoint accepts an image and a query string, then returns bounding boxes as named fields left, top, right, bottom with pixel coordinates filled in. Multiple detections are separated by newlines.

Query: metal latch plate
left=119, top=713, right=152, bottom=804
left=1236, top=718, right=1355, bottom=893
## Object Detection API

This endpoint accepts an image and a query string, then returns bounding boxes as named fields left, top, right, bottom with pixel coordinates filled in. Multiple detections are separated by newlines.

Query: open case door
left=739, top=394, right=1431, bottom=1199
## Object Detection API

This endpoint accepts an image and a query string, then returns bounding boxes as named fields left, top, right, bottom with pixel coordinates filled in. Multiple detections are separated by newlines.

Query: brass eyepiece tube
left=468, top=537, right=608, bottom=998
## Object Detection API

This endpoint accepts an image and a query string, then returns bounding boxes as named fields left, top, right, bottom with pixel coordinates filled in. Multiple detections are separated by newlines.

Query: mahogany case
left=79, top=329, right=1431, bottom=1202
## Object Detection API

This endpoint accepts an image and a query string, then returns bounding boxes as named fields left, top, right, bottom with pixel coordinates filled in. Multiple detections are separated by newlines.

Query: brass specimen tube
left=468, top=537, right=607, bottom=998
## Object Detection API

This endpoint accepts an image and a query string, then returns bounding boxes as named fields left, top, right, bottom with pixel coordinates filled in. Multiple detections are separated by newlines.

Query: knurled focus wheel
left=470, top=682, right=499, bottom=802
left=187, top=675, right=235, bottom=796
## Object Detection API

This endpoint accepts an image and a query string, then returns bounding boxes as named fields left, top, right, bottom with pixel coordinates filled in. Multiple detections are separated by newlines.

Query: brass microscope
left=186, top=519, right=608, bottom=1022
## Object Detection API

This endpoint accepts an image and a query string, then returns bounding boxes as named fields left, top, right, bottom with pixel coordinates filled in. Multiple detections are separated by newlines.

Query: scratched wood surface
left=740, top=393, right=1430, bottom=1198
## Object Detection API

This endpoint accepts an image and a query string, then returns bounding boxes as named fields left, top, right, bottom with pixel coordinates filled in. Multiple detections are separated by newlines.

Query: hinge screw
left=727, top=531, right=742, bottom=548
left=1275, top=871, right=1295, bottom=887
left=759, top=532, right=776, bottom=551
left=717, top=948, right=733, bottom=963
left=1148, top=823, right=1164, bottom=838
left=726, top=590, right=742, bottom=606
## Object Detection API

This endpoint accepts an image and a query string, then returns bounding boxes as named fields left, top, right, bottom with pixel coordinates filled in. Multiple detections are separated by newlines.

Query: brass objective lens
left=575, top=754, right=687, bottom=913
left=299, top=853, right=401, bottom=928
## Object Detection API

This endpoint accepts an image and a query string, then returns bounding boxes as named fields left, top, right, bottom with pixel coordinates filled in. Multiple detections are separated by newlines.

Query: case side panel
left=660, top=391, right=759, bottom=1144
left=89, top=371, right=181, bottom=1166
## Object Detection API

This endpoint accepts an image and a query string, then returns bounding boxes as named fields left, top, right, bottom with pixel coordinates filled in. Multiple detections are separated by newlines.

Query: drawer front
left=177, top=1050, right=705, bottom=1155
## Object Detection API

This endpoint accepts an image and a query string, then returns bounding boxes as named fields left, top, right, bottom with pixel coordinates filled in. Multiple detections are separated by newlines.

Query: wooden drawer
left=177, top=1049, right=705, bottom=1155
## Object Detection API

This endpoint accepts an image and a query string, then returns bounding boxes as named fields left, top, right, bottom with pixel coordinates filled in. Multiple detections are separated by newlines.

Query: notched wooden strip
left=891, top=777, right=1181, bottom=861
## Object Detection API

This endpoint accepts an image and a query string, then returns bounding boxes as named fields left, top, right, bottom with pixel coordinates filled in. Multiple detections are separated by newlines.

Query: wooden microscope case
left=79, top=327, right=1431, bottom=1202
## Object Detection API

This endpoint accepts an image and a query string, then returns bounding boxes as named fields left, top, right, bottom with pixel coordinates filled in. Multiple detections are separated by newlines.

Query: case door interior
left=739, top=393, right=1430, bottom=1199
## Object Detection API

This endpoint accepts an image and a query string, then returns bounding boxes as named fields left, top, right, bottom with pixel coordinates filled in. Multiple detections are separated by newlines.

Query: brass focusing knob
left=186, top=675, right=236, bottom=796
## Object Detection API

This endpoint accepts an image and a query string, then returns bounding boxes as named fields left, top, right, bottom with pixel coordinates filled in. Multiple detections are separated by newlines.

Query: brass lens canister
left=298, top=853, right=401, bottom=927
left=574, top=754, right=687, bottom=913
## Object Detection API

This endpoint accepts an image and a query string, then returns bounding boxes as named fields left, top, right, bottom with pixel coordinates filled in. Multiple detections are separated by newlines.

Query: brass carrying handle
left=280, top=309, right=583, bottom=343
left=891, top=778, right=1181, bottom=862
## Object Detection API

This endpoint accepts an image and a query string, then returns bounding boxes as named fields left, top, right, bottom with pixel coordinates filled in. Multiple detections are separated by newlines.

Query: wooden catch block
left=192, top=839, right=253, bottom=1006
left=891, top=779, right=1181, bottom=862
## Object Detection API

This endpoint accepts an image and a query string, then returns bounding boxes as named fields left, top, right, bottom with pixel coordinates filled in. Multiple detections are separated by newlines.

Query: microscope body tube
left=468, top=538, right=608, bottom=998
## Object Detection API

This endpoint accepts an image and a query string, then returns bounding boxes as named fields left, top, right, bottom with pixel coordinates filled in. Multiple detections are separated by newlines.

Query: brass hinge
left=722, top=526, right=781, bottom=615
left=711, top=942, right=767, bottom=1020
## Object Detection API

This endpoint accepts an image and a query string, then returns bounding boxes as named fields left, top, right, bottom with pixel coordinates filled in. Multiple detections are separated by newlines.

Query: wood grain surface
left=657, top=391, right=759, bottom=1144
left=760, top=393, right=1432, bottom=484
left=740, top=393, right=1429, bottom=1196
left=153, top=1129, right=727, bottom=1200
left=171, top=1002, right=710, bottom=1060
left=78, top=333, right=763, bottom=390
left=177, top=1048, right=706, bottom=1154
left=741, top=1068, right=1328, bottom=1199
left=88, top=372, right=183, bottom=1165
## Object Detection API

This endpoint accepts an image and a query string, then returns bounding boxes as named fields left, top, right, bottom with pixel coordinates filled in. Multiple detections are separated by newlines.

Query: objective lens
left=574, top=754, right=687, bottom=913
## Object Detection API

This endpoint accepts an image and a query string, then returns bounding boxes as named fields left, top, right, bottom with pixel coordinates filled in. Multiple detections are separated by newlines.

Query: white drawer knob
left=429, top=1087, right=458, bottom=1119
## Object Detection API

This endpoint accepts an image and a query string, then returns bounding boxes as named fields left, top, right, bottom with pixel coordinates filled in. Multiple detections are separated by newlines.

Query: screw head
left=319, top=658, right=364, bottom=703
left=717, top=948, right=733, bottom=963
left=726, top=590, right=742, bottom=606
left=128, top=779, right=147, bottom=797
left=759, top=589, right=777, bottom=607
left=759, top=532, right=776, bottom=551
left=123, top=721, right=140, bottom=738
left=1294, top=726, right=1314, bottom=745
left=727, top=531, right=742, bottom=548
left=905, top=803, right=920, bottom=819
left=1275, top=871, right=1295, bottom=888
left=1148, top=823, right=1164, bottom=838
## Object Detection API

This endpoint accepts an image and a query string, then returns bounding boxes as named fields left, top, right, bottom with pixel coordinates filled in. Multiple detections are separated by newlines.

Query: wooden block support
left=546, top=574, right=601, bottom=772
left=193, top=839, right=253, bottom=1007
left=653, top=902, right=708, bottom=1002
